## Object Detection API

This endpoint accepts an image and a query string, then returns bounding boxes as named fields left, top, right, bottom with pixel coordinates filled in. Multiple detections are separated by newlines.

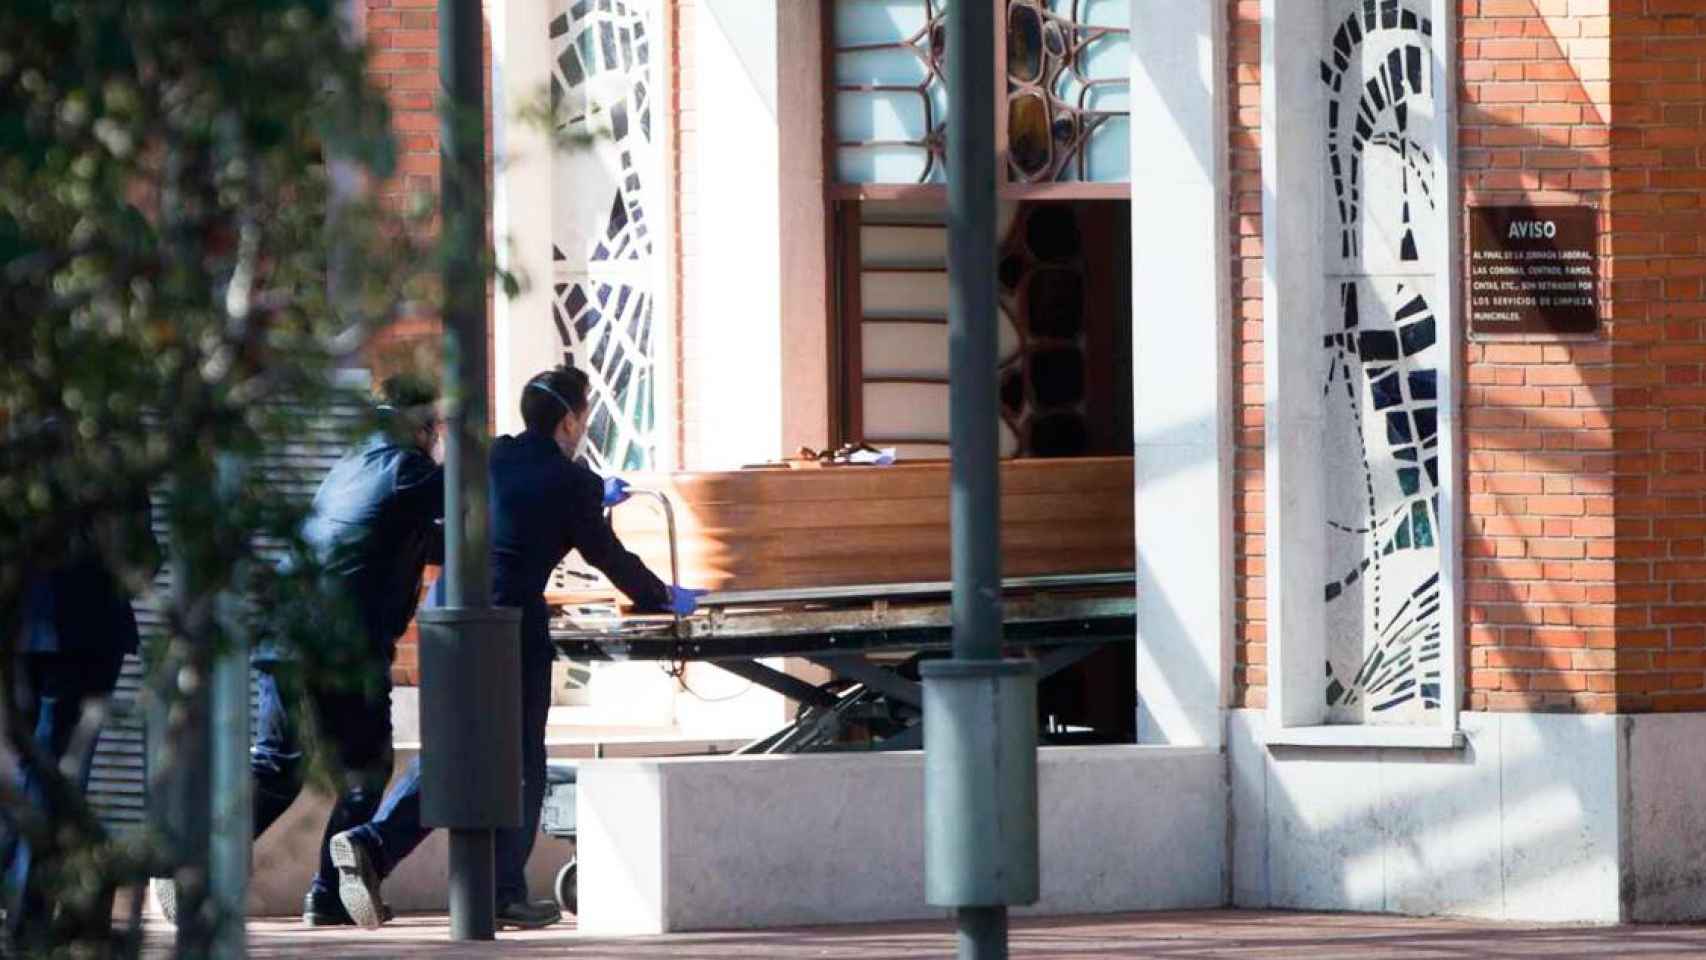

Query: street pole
left=437, top=0, right=502, bottom=941
left=947, top=0, right=1001, bottom=671
left=921, top=1, right=1037, bottom=958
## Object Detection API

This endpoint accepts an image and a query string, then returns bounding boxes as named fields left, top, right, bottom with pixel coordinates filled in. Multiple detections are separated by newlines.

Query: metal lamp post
left=421, top=0, right=523, bottom=941
left=922, top=2, right=1041, bottom=959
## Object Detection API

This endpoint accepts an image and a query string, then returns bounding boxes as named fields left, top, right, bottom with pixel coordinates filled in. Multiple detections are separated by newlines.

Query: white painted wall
left=1130, top=0, right=1233, bottom=749
left=681, top=0, right=784, bottom=469
left=1230, top=709, right=1623, bottom=922
left=492, top=0, right=562, bottom=436
left=577, top=746, right=1226, bottom=935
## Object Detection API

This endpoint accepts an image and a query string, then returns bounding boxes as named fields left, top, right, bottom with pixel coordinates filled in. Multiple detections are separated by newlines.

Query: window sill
left=1263, top=724, right=1465, bottom=750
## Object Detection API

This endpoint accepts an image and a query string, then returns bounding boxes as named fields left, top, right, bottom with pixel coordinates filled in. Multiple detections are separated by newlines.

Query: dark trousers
left=351, top=642, right=553, bottom=904
left=249, top=662, right=393, bottom=898
left=2, top=651, right=126, bottom=931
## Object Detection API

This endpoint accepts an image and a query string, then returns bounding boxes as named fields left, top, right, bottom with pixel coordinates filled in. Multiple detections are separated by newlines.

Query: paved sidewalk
left=141, top=911, right=1706, bottom=958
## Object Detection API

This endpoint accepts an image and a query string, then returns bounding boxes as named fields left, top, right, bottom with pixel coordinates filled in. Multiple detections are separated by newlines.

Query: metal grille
left=86, top=376, right=371, bottom=833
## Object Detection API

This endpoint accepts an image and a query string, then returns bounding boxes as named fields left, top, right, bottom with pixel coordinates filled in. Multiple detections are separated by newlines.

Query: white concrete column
left=491, top=0, right=559, bottom=436
left=681, top=0, right=828, bottom=468
left=1130, top=0, right=1235, bottom=748
left=776, top=0, right=830, bottom=457
left=1260, top=0, right=1330, bottom=729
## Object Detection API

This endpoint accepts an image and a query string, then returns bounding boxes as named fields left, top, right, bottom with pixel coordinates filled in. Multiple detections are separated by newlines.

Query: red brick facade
left=671, top=0, right=697, bottom=469
left=1232, top=0, right=1706, bottom=714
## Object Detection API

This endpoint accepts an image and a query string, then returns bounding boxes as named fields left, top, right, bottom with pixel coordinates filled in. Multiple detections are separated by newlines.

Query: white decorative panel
left=550, top=0, right=661, bottom=471
left=1319, top=0, right=1445, bottom=723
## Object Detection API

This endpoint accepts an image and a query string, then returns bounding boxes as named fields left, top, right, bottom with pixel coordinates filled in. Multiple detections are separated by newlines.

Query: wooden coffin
left=601, top=457, right=1134, bottom=594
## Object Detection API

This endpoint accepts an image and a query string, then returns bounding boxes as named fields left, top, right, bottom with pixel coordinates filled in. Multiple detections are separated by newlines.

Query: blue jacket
left=490, top=431, right=670, bottom=655
left=270, top=432, right=443, bottom=663
left=20, top=496, right=156, bottom=658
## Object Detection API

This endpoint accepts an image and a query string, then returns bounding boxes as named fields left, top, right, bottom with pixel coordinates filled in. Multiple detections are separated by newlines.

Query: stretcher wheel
left=554, top=859, right=578, bottom=915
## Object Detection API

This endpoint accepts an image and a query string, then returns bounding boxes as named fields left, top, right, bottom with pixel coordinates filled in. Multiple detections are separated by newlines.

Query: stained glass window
left=832, top=0, right=950, bottom=184
left=550, top=0, right=659, bottom=472
left=831, top=1, right=1129, bottom=186
left=1005, top=1, right=1129, bottom=183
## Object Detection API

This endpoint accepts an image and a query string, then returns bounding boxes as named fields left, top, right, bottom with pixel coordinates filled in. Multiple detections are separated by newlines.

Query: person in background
left=151, top=374, right=443, bottom=927
left=4, top=457, right=158, bottom=942
left=328, top=364, right=703, bottom=930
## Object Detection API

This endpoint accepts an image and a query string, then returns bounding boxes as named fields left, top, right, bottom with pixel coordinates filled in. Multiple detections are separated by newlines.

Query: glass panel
left=1005, top=0, right=1130, bottom=183
left=838, top=146, right=935, bottom=184
left=836, top=47, right=930, bottom=87
left=1078, top=0, right=1129, bottom=28
left=834, top=0, right=930, bottom=46
left=863, top=382, right=952, bottom=440
left=833, top=0, right=948, bottom=184
left=835, top=89, right=931, bottom=144
left=861, top=270, right=949, bottom=317
left=1008, top=92, right=1052, bottom=178
left=860, top=224, right=949, bottom=267
left=1082, top=114, right=1129, bottom=182
left=862, top=322, right=949, bottom=379
left=1008, top=2, right=1045, bottom=83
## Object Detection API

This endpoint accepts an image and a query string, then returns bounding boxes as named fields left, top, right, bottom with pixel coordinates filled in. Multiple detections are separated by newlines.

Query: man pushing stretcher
left=329, top=365, right=703, bottom=930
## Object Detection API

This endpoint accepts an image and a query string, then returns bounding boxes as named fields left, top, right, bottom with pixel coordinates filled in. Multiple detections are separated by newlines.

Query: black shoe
left=303, top=888, right=394, bottom=928
left=495, top=899, right=561, bottom=930
left=328, top=831, right=389, bottom=929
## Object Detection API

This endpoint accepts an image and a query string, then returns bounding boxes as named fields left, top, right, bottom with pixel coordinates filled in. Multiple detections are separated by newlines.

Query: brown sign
left=1468, top=205, right=1599, bottom=336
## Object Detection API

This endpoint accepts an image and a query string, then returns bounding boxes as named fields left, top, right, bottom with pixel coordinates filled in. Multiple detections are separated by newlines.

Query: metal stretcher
left=550, top=574, right=1135, bottom=753
left=548, top=489, right=1136, bottom=752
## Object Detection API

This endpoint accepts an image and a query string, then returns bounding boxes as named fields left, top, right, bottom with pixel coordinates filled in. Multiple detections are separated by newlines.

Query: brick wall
left=1229, top=0, right=1704, bottom=714
left=363, top=0, right=443, bottom=215
left=1230, top=0, right=1267, bottom=709
left=360, top=0, right=495, bottom=685
left=1604, top=1, right=1706, bottom=711
left=673, top=0, right=697, bottom=468
left=1459, top=0, right=1617, bottom=712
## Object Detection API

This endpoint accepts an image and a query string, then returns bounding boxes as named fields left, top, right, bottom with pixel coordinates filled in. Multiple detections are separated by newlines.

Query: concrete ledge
left=576, top=745, right=1226, bottom=935
left=1263, top=724, right=1465, bottom=750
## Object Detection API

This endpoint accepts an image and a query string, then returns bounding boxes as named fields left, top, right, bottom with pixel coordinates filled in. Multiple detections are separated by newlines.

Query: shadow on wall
left=1457, top=0, right=1629, bottom=718
left=1238, top=712, right=1623, bottom=919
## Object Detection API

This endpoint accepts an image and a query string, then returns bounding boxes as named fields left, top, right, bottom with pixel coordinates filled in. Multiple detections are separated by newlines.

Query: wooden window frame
left=824, top=1, right=1133, bottom=447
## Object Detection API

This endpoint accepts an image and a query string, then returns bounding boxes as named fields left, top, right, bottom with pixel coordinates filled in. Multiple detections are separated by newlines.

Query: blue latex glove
left=425, top=574, right=446, bottom=609
left=668, top=585, right=708, bottom=617
left=602, top=476, right=632, bottom=509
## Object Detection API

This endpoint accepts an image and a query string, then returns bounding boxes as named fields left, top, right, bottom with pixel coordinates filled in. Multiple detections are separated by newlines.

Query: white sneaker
left=150, top=877, right=178, bottom=926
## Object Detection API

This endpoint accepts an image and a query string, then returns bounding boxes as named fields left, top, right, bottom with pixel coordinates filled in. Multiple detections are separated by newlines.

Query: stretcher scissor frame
left=557, top=488, right=1137, bottom=754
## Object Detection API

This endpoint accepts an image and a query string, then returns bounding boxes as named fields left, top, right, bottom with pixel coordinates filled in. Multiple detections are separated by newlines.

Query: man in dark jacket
left=5, top=488, right=158, bottom=938
left=154, top=375, right=444, bottom=927
left=327, top=365, right=700, bottom=930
